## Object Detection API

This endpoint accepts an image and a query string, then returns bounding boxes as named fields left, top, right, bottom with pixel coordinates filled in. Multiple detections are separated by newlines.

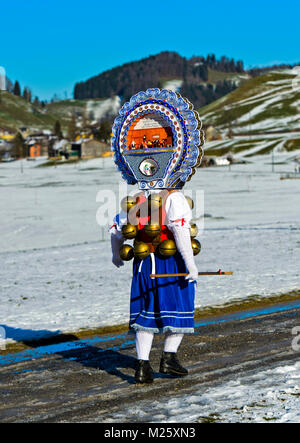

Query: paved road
left=1, top=299, right=300, bottom=422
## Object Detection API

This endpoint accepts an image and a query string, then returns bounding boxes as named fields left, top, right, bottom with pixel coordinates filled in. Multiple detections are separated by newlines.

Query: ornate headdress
left=111, top=88, right=204, bottom=190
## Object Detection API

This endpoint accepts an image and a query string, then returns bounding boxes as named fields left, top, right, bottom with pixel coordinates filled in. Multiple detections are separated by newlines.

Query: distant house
left=81, top=139, right=109, bottom=158
left=48, top=139, right=71, bottom=158
left=206, top=126, right=222, bottom=142
left=26, top=131, right=55, bottom=157
left=207, top=156, right=230, bottom=166
left=1, top=151, right=15, bottom=162
left=27, top=140, right=41, bottom=157
left=19, top=127, right=30, bottom=138
left=70, top=139, right=109, bottom=159
left=0, top=139, right=13, bottom=161
left=0, top=128, right=15, bottom=142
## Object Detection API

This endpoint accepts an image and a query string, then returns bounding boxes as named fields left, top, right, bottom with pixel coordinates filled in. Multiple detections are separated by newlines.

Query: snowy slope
left=1, top=153, right=300, bottom=342
left=200, top=69, right=300, bottom=157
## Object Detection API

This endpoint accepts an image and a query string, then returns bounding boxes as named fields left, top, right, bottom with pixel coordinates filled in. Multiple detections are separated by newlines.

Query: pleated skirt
left=129, top=252, right=195, bottom=334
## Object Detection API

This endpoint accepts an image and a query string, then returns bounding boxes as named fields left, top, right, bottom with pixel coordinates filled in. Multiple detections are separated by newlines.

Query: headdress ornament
left=111, top=88, right=204, bottom=189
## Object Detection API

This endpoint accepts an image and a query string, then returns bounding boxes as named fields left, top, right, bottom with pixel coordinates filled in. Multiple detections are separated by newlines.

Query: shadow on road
left=1, top=324, right=137, bottom=384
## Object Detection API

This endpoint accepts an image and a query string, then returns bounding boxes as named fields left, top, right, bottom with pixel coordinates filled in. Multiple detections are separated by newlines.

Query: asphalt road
left=1, top=299, right=300, bottom=423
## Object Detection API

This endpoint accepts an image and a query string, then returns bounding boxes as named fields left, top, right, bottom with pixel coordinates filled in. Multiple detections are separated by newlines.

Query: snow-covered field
left=1, top=152, right=300, bottom=342
left=106, top=361, right=300, bottom=423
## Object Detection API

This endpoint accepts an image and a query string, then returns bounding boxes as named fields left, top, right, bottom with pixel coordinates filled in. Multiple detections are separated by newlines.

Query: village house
left=25, top=131, right=54, bottom=158
left=48, top=139, right=71, bottom=158
left=0, top=128, right=15, bottom=142
left=205, top=126, right=222, bottom=142
left=81, top=139, right=109, bottom=158
left=70, top=139, right=109, bottom=159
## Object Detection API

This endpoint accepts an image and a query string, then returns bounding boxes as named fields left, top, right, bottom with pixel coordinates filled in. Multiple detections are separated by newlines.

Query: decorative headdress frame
left=111, top=88, right=204, bottom=189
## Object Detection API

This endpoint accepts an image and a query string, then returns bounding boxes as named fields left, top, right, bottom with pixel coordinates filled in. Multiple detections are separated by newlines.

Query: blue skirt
left=129, top=252, right=195, bottom=334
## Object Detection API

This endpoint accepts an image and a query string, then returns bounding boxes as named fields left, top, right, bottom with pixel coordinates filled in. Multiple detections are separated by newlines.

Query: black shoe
left=135, top=360, right=154, bottom=384
left=159, top=352, right=188, bottom=376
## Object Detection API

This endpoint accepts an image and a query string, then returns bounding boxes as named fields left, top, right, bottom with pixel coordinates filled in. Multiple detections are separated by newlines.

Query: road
left=0, top=299, right=300, bottom=422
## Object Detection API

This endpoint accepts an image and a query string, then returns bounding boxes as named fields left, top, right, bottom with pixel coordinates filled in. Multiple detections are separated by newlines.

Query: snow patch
left=86, top=96, right=121, bottom=122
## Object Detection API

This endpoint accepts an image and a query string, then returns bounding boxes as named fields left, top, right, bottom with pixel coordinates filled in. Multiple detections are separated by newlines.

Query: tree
left=81, top=110, right=89, bottom=130
left=67, top=114, right=77, bottom=141
left=23, top=87, right=32, bottom=102
left=13, top=81, right=21, bottom=96
left=12, top=132, right=26, bottom=158
left=33, top=96, right=40, bottom=107
left=54, top=120, right=63, bottom=139
left=94, top=121, right=111, bottom=143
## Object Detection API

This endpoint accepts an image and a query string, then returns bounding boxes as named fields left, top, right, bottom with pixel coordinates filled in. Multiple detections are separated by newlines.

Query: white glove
left=110, top=230, right=124, bottom=268
left=168, top=224, right=198, bottom=282
left=186, top=263, right=198, bottom=281
left=112, top=254, right=124, bottom=268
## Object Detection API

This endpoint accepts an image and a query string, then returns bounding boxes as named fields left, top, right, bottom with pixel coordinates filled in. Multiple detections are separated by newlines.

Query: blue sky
left=1, top=0, right=299, bottom=101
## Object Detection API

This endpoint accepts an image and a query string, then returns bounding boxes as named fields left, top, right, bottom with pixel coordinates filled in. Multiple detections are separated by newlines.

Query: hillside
left=73, top=51, right=246, bottom=107
left=200, top=69, right=300, bottom=158
left=0, top=92, right=120, bottom=132
left=0, top=51, right=249, bottom=133
left=1, top=57, right=299, bottom=160
left=46, top=96, right=120, bottom=126
left=0, top=91, right=57, bottom=131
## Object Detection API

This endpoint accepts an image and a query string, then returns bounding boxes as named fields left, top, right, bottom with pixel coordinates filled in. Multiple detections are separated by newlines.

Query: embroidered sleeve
left=165, top=192, right=192, bottom=229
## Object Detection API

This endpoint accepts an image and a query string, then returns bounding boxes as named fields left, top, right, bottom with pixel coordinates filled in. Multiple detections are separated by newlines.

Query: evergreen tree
left=12, top=132, right=26, bottom=158
left=81, top=110, right=89, bottom=130
left=54, top=120, right=63, bottom=139
left=67, top=114, right=77, bottom=141
left=23, top=87, right=32, bottom=102
left=94, top=121, right=111, bottom=143
left=13, top=81, right=21, bottom=96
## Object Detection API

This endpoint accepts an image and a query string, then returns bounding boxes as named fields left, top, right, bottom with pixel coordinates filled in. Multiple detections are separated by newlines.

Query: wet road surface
left=1, top=299, right=300, bottom=422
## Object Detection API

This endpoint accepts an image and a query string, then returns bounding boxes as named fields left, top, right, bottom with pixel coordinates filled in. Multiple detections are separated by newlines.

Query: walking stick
left=150, top=269, right=233, bottom=278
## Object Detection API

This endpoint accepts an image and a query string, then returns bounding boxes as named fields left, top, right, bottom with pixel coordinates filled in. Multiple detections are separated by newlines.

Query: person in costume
left=109, top=88, right=204, bottom=384
left=110, top=190, right=198, bottom=383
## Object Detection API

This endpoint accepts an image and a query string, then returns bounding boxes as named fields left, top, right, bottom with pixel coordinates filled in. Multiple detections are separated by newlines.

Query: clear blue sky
left=1, top=0, right=299, bottom=101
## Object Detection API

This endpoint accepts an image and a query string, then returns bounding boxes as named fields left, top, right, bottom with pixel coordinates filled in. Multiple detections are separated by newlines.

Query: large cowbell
left=111, top=88, right=205, bottom=190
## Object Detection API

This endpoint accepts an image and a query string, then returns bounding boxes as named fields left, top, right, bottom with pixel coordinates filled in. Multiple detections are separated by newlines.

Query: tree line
left=74, top=51, right=245, bottom=105
left=6, top=79, right=46, bottom=108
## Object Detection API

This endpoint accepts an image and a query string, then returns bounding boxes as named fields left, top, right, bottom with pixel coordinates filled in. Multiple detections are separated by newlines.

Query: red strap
left=173, top=218, right=187, bottom=226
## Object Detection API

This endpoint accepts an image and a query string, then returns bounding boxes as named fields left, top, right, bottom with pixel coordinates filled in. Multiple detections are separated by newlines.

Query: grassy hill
left=0, top=92, right=120, bottom=133
left=0, top=91, right=57, bottom=131
left=200, top=69, right=300, bottom=157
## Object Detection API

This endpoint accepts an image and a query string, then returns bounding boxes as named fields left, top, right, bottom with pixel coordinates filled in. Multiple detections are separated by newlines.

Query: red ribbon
left=173, top=218, right=186, bottom=226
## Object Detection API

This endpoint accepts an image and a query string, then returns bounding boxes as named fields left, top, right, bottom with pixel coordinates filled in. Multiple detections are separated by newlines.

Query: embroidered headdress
left=111, top=88, right=204, bottom=189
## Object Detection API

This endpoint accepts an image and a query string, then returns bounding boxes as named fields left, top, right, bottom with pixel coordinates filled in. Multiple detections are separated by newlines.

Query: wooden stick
left=150, top=270, right=233, bottom=278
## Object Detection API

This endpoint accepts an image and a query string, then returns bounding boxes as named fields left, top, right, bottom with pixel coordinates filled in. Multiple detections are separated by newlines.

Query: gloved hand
left=186, top=263, right=198, bottom=282
left=168, top=224, right=198, bottom=282
left=110, top=229, right=124, bottom=268
left=112, top=255, right=124, bottom=268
